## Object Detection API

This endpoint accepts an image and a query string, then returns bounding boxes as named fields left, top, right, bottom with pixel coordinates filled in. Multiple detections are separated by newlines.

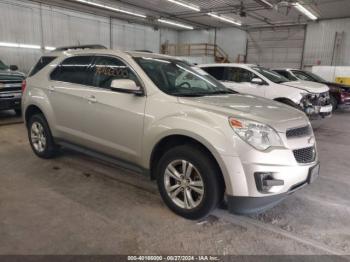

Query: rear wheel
left=28, top=114, right=57, bottom=159
left=156, top=145, right=224, bottom=220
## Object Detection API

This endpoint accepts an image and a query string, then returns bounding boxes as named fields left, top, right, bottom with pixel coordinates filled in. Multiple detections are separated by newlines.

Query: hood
left=179, top=94, right=308, bottom=132
left=281, top=80, right=329, bottom=93
left=0, top=69, right=25, bottom=80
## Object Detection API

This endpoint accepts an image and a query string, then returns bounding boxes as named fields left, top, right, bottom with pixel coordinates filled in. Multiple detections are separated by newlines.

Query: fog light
left=254, top=172, right=284, bottom=193
left=305, top=107, right=316, bottom=115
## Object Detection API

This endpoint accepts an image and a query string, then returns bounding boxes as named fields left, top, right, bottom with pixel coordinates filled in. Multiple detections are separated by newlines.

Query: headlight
left=301, top=92, right=316, bottom=99
left=229, top=117, right=283, bottom=151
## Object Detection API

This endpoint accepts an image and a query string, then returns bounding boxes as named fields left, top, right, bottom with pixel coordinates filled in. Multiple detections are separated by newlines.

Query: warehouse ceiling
left=36, top=0, right=350, bottom=30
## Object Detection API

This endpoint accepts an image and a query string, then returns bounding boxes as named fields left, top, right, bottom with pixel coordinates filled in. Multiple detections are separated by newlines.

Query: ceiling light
left=73, top=0, right=146, bottom=18
left=45, top=46, right=56, bottom=51
left=158, top=19, right=194, bottom=30
left=0, top=42, right=57, bottom=50
left=0, top=42, right=41, bottom=49
left=165, top=0, right=200, bottom=12
left=294, top=2, right=318, bottom=20
left=19, top=44, right=41, bottom=49
left=0, top=42, right=19, bottom=48
left=208, top=13, right=242, bottom=26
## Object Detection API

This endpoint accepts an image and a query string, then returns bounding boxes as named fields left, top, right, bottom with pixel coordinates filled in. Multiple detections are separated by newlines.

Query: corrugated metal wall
left=178, top=28, right=247, bottom=62
left=246, top=26, right=306, bottom=69
left=0, top=0, right=178, bottom=72
left=303, top=18, right=350, bottom=68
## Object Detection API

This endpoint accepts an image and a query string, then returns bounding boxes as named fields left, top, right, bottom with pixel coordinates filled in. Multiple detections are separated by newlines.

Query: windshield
left=292, top=70, right=327, bottom=83
left=252, top=66, right=290, bottom=84
left=0, top=60, right=9, bottom=70
left=134, top=57, right=236, bottom=97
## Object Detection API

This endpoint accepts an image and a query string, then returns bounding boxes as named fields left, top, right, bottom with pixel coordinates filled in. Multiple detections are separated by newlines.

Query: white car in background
left=199, top=63, right=333, bottom=120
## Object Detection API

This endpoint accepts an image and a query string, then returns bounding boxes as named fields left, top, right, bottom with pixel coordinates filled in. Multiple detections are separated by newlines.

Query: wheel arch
left=274, top=97, right=297, bottom=106
left=149, top=134, right=226, bottom=191
left=25, top=105, right=45, bottom=127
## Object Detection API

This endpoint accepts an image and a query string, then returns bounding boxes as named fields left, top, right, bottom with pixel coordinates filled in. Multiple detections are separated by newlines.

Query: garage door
left=246, top=26, right=306, bottom=69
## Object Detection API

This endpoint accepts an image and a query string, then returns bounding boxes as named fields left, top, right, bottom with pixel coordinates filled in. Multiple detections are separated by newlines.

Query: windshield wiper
left=205, top=90, right=237, bottom=95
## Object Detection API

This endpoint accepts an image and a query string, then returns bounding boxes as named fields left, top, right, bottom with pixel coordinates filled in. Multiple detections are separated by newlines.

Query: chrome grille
left=286, top=126, right=311, bottom=138
left=0, top=80, right=23, bottom=92
left=307, top=92, right=330, bottom=106
left=293, top=147, right=316, bottom=164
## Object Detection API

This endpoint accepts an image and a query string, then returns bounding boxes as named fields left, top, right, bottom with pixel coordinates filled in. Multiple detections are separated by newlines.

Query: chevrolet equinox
left=22, top=46, right=320, bottom=220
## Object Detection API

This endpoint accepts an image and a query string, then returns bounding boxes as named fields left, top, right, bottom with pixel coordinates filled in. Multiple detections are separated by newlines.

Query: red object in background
left=21, top=80, right=27, bottom=93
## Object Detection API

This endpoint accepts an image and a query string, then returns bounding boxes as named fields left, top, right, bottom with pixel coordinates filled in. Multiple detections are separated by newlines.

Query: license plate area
left=320, top=105, right=333, bottom=113
left=308, top=164, right=320, bottom=184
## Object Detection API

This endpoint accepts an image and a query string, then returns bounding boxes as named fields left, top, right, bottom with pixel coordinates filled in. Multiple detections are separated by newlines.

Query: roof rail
left=134, top=50, right=153, bottom=53
left=54, top=45, right=107, bottom=51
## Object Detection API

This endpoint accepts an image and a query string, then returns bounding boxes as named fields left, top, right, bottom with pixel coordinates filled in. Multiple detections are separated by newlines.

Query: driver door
left=83, top=55, right=146, bottom=164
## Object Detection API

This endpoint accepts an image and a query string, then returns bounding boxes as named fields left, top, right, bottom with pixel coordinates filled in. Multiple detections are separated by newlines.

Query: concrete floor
left=0, top=110, right=349, bottom=255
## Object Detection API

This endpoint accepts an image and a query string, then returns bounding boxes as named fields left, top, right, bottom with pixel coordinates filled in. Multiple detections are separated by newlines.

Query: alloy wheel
left=164, top=160, right=204, bottom=210
left=30, top=122, right=47, bottom=153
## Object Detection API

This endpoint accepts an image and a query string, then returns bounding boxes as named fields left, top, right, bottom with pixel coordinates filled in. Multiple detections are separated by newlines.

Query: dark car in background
left=0, top=59, right=25, bottom=115
left=273, top=69, right=350, bottom=110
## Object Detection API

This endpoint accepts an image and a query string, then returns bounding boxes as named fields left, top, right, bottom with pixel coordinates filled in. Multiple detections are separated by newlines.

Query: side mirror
left=111, top=79, right=143, bottom=95
left=10, top=65, right=18, bottom=71
left=251, top=78, right=264, bottom=85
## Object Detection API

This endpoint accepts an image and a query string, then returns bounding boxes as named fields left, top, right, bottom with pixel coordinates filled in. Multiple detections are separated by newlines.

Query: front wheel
left=156, top=145, right=224, bottom=220
left=330, top=95, right=338, bottom=111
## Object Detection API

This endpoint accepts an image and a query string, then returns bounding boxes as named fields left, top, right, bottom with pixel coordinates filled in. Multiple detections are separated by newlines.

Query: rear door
left=49, top=55, right=94, bottom=143
left=83, top=55, right=146, bottom=163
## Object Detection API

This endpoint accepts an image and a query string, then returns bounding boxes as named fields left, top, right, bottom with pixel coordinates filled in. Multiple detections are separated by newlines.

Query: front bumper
left=0, top=92, right=22, bottom=110
left=227, top=162, right=320, bottom=215
left=305, top=104, right=333, bottom=120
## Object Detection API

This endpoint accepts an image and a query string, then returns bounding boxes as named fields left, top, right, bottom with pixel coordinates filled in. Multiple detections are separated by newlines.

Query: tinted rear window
left=50, top=56, right=93, bottom=85
left=29, top=56, right=57, bottom=77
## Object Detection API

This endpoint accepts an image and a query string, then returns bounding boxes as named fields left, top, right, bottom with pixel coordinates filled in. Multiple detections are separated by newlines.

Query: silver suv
left=22, top=46, right=320, bottom=219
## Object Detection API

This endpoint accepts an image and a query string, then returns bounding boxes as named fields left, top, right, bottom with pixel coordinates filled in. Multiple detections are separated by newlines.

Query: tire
left=330, top=95, right=338, bottom=111
left=28, top=113, right=57, bottom=159
left=14, top=109, right=22, bottom=116
left=156, top=145, right=224, bottom=220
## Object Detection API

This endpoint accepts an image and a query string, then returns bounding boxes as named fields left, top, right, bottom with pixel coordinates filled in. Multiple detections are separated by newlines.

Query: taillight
left=21, top=80, right=26, bottom=93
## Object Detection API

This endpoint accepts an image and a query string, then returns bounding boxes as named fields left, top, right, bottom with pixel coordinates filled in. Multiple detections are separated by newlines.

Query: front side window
left=238, top=68, right=255, bottom=83
left=252, top=66, right=290, bottom=84
left=134, top=57, right=235, bottom=97
left=225, top=68, right=256, bottom=83
left=91, top=56, right=140, bottom=89
left=50, top=56, right=93, bottom=85
left=225, top=67, right=240, bottom=82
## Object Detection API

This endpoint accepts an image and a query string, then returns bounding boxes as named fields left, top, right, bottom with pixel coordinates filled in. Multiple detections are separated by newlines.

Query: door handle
left=87, top=95, right=97, bottom=104
left=48, top=86, right=55, bottom=92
